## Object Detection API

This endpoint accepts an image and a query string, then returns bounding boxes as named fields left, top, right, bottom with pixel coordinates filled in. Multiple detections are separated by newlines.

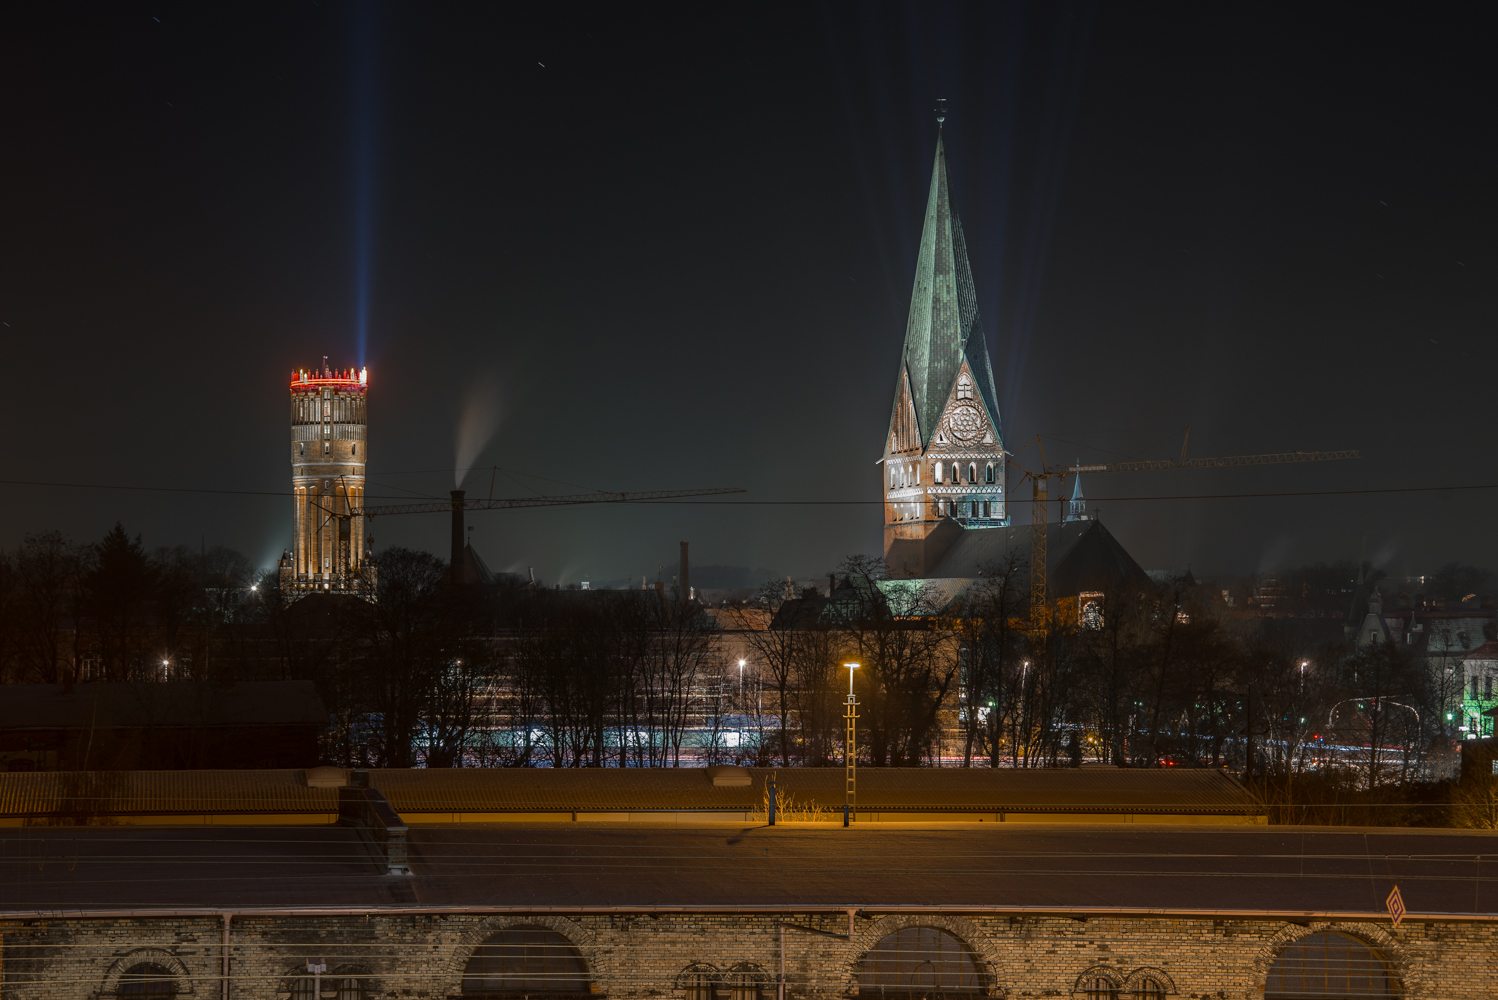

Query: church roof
left=895, top=133, right=1001, bottom=447
left=915, top=521, right=1153, bottom=598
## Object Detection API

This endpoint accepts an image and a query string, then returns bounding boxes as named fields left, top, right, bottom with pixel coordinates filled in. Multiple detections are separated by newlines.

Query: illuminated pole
left=738, top=658, right=745, bottom=751
left=844, top=662, right=859, bottom=826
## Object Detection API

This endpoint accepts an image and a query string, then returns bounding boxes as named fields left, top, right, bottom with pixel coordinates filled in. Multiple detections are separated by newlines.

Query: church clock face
left=947, top=402, right=984, bottom=443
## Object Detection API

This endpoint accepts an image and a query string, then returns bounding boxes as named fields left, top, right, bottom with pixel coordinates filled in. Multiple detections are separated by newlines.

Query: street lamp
left=843, top=662, right=860, bottom=826
left=737, top=659, right=746, bottom=752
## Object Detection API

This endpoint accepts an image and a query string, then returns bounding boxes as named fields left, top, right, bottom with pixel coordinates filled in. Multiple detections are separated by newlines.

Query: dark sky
left=1, top=2, right=1494, bottom=585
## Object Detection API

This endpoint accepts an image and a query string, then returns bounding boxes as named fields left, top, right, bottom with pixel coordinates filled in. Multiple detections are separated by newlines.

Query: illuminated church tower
left=883, top=128, right=1008, bottom=578
left=278, top=361, right=374, bottom=596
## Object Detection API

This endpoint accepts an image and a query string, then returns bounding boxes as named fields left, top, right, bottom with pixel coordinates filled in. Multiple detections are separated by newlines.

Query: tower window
left=950, top=464, right=959, bottom=485
left=985, top=463, right=994, bottom=484
left=934, top=462, right=943, bottom=483
left=968, top=463, right=977, bottom=483
left=352, top=444, right=356, bottom=456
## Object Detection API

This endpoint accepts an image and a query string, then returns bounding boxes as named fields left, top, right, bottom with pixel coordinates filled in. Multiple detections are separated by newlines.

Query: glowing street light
left=843, top=662, right=860, bottom=826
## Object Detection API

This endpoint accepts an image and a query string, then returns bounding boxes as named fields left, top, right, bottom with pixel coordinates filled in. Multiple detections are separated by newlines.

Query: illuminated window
left=1265, top=931, right=1392, bottom=998
left=1080, top=593, right=1105, bottom=630
left=934, top=462, right=943, bottom=482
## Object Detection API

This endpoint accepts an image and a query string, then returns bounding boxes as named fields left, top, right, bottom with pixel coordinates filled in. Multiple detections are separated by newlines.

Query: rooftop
left=1, top=823, right=1494, bottom=919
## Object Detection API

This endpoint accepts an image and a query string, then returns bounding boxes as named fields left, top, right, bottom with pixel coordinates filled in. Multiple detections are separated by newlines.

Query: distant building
left=278, top=362, right=375, bottom=598
left=1460, top=642, right=1498, bottom=737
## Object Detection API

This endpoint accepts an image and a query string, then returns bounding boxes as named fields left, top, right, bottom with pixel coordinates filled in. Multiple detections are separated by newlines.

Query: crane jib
left=1057, top=450, right=1361, bottom=476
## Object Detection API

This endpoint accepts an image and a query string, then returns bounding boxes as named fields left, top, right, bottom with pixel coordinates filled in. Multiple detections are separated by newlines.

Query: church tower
left=278, top=361, right=374, bottom=597
left=883, top=127, right=1007, bottom=578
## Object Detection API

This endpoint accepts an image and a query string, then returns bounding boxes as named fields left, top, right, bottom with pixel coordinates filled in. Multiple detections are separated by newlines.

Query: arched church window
left=1265, top=931, right=1393, bottom=998
left=855, top=926, right=984, bottom=995
left=949, top=464, right=959, bottom=484
left=119, top=964, right=177, bottom=998
left=934, top=462, right=943, bottom=483
left=968, top=464, right=977, bottom=483
left=461, top=928, right=591, bottom=995
left=914, top=464, right=920, bottom=484
left=890, top=467, right=897, bottom=488
left=985, top=463, right=994, bottom=484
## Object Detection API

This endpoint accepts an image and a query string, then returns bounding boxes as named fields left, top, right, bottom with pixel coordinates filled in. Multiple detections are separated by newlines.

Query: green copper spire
left=896, top=134, right=1002, bottom=447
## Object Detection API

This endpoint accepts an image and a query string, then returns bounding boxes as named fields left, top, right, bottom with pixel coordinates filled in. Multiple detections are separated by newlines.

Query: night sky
left=1, top=2, right=1494, bottom=586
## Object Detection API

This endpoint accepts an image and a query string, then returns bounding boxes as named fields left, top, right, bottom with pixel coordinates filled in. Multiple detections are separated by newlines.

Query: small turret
left=1064, top=461, right=1091, bottom=523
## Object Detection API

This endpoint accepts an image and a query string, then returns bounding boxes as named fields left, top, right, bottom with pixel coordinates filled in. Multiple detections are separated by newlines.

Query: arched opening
left=462, top=928, right=591, bottom=996
left=118, top=964, right=177, bottom=999
left=855, top=926, right=985, bottom=996
left=949, top=464, right=959, bottom=484
left=968, top=464, right=976, bottom=484
left=985, top=464, right=994, bottom=484
left=1080, top=979, right=1117, bottom=1000
left=934, top=462, right=943, bottom=483
left=1132, top=977, right=1166, bottom=1000
left=1265, top=932, right=1394, bottom=998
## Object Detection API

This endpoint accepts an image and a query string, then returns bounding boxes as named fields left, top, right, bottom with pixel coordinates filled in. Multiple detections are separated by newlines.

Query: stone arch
left=1250, top=923, right=1410, bottom=1000
left=843, top=914, right=1004, bottom=997
left=276, top=964, right=379, bottom=1000
left=674, top=962, right=722, bottom=990
left=1071, top=965, right=1124, bottom=995
left=442, top=915, right=598, bottom=996
left=99, top=951, right=197, bottom=997
left=1120, top=968, right=1176, bottom=996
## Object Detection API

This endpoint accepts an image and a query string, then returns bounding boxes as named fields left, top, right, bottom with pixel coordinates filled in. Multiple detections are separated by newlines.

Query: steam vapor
left=455, top=376, right=504, bottom=489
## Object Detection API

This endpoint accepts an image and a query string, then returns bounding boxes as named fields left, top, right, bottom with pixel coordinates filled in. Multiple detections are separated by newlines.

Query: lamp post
left=843, top=662, right=860, bottom=826
left=737, top=659, right=746, bottom=752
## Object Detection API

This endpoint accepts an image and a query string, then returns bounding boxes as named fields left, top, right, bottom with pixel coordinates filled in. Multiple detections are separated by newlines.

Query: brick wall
left=1, top=912, right=1485, bottom=1000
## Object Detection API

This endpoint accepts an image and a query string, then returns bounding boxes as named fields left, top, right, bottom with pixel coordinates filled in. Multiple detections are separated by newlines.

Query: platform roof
left=1, top=823, right=1495, bottom=919
left=0, top=767, right=1261, bottom=820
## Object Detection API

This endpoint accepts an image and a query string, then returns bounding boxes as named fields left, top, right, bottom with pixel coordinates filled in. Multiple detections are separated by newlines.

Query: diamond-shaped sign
left=1386, top=885, right=1406, bottom=927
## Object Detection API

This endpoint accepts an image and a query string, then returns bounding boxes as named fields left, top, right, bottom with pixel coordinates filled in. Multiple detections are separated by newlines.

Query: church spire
left=893, top=127, right=1001, bottom=448
left=1064, top=461, right=1091, bottom=522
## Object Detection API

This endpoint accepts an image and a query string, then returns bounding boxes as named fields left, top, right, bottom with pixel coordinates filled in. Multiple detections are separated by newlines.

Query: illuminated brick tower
left=883, top=129, right=1008, bottom=578
left=278, top=361, right=373, bottom=597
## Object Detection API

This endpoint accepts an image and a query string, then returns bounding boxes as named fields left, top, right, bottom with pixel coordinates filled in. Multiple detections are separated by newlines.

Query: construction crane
left=1008, top=428, right=1361, bottom=630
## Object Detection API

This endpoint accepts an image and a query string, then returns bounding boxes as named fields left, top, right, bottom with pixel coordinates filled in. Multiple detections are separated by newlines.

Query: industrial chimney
left=451, top=490, right=466, bottom=585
